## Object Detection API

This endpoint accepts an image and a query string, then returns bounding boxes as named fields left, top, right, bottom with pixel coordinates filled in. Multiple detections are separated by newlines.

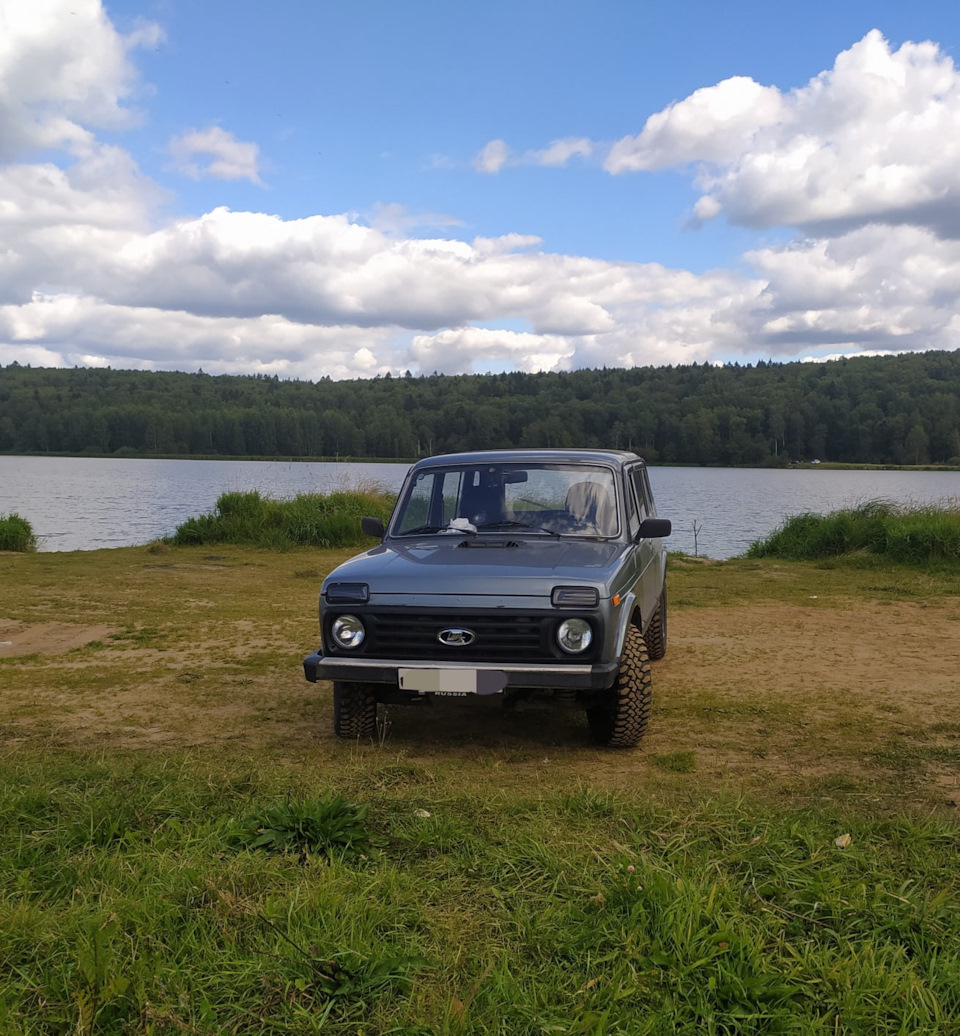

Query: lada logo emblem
left=438, top=628, right=476, bottom=646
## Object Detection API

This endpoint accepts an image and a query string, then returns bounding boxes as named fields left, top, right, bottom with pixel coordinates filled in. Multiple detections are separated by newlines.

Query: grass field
left=1, top=545, right=959, bottom=1033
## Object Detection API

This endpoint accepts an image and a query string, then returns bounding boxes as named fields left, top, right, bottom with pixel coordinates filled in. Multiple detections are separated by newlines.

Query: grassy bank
left=170, top=488, right=395, bottom=550
left=746, top=500, right=960, bottom=566
left=1, top=546, right=960, bottom=1031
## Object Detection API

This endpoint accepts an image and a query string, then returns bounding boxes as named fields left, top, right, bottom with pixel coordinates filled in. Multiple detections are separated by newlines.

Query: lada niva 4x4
left=303, top=449, right=671, bottom=747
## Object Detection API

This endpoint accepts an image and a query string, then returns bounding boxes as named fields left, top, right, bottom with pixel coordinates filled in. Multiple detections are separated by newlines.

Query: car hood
left=323, top=537, right=625, bottom=599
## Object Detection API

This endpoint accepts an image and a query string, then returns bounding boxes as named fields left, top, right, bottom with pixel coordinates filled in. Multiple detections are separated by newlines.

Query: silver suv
left=303, top=449, right=670, bottom=747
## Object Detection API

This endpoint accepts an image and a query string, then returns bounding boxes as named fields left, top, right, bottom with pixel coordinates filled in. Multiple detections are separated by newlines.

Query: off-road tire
left=586, top=624, right=652, bottom=747
left=333, top=681, right=378, bottom=740
left=645, top=586, right=668, bottom=661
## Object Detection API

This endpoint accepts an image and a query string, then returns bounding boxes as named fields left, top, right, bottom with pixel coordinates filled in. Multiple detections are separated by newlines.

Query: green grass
left=745, top=500, right=960, bottom=566
left=652, top=750, right=697, bottom=773
left=0, top=753, right=958, bottom=1033
left=169, top=488, right=395, bottom=550
left=0, top=512, right=37, bottom=552
left=2, top=544, right=960, bottom=1030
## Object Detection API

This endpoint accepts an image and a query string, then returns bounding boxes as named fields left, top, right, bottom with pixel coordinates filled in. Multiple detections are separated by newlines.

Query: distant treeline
left=2, top=350, right=960, bottom=466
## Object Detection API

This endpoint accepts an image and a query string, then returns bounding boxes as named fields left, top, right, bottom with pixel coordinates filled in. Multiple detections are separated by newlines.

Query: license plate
left=398, top=668, right=506, bottom=695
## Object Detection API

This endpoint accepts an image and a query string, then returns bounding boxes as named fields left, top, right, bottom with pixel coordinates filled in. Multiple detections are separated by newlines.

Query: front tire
left=645, top=586, right=668, bottom=661
left=333, top=681, right=378, bottom=740
left=586, top=624, right=652, bottom=747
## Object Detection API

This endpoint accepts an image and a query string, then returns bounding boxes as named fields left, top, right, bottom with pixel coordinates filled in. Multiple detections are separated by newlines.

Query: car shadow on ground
left=373, top=695, right=597, bottom=751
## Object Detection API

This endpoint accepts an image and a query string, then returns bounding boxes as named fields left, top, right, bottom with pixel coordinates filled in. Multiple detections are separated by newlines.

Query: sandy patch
left=657, top=599, right=960, bottom=727
left=0, top=620, right=116, bottom=657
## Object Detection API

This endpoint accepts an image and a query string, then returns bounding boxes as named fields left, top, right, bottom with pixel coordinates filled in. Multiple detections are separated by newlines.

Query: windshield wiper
left=476, top=520, right=561, bottom=538
left=399, top=523, right=479, bottom=536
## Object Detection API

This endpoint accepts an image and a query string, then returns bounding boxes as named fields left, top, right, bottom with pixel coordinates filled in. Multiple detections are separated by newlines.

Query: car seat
left=460, top=470, right=507, bottom=527
left=564, top=481, right=615, bottom=535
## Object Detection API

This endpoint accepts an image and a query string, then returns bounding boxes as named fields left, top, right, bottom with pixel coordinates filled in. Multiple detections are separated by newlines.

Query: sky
left=2, top=0, right=960, bottom=380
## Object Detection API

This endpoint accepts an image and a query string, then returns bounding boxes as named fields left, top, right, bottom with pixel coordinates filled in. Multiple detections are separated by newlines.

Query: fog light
left=331, top=614, right=365, bottom=649
left=557, top=618, right=592, bottom=654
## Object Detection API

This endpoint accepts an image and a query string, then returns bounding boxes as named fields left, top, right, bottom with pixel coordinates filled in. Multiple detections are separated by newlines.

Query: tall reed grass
left=170, top=487, right=395, bottom=549
left=0, top=512, right=37, bottom=552
left=746, top=499, right=960, bottom=565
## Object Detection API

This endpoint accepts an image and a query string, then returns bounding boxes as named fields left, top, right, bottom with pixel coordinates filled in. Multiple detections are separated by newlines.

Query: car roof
left=409, top=448, right=643, bottom=471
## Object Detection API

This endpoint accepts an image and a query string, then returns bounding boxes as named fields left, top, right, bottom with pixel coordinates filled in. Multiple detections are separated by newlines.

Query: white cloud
left=5, top=198, right=960, bottom=375
left=0, top=179, right=776, bottom=375
left=746, top=224, right=960, bottom=352
left=0, top=0, right=162, bottom=160
left=0, top=293, right=399, bottom=379
left=7, top=157, right=960, bottom=377
left=409, top=327, right=575, bottom=375
left=367, top=202, right=463, bottom=235
left=606, top=77, right=783, bottom=172
left=474, top=137, right=593, bottom=174
left=169, top=126, right=262, bottom=184
left=609, top=30, right=960, bottom=239
left=0, top=144, right=166, bottom=306
left=474, top=139, right=510, bottom=174
left=2, top=6, right=960, bottom=381
left=528, top=137, right=593, bottom=167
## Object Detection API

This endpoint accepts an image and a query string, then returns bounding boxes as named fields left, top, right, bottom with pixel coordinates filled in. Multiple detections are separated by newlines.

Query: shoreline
left=3, top=451, right=958, bottom=472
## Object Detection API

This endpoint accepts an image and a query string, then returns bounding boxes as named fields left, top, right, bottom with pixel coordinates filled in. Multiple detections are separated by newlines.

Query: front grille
left=325, top=608, right=599, bottom=664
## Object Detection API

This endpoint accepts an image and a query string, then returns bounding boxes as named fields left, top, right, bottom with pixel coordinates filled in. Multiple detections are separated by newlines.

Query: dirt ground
left=0, top=620, right=115, bottom=656
left=2, top=594, right=959, bottom=805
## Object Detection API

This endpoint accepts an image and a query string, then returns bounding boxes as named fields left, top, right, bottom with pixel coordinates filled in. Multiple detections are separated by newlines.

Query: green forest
left=2, top=349, right=960, bottom=466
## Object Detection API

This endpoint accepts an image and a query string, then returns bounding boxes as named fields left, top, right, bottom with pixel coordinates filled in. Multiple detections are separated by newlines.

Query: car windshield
left=393, top=463, right=620, bottom=538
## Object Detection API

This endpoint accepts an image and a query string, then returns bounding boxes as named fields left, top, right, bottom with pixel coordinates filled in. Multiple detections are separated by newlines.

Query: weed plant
left=0, top=754, right=958, bottom=1032
left=226, top=793, right=371, bottom=858
left=746, top=499, right=960, bottom=566
left=0, top=512, right=37, bottom=552
left=170, top=488, right=395, bottom=550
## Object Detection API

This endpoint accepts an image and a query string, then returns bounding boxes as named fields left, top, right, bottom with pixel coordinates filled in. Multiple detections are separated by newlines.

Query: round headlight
left=557, top=618, right=592, bottom=654
left=331, top=614, right=365, bottom=649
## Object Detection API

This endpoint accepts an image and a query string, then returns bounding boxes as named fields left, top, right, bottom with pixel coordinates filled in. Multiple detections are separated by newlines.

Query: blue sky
left=115, top=0, right=951, bottom=266
left=2, top=0, right=960, bottom=378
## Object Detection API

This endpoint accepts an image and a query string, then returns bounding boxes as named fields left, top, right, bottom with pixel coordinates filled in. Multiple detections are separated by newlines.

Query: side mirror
left=361, top=516, right=385, bottom=538
left=638, top=517, right=671, bottom=539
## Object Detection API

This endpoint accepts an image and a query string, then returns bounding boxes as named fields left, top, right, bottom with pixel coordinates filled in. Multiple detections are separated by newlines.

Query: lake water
left=1, top=455, right=958, bottom=559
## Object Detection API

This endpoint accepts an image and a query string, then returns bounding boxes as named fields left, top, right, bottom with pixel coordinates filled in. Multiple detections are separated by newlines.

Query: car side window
left=641, top=468, right=655, bottom=515
left=396, top=470, right=463, bottom=531
left=630, top=468, right=650, bottom=520
left=623, top=469, right=639, bottom=537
